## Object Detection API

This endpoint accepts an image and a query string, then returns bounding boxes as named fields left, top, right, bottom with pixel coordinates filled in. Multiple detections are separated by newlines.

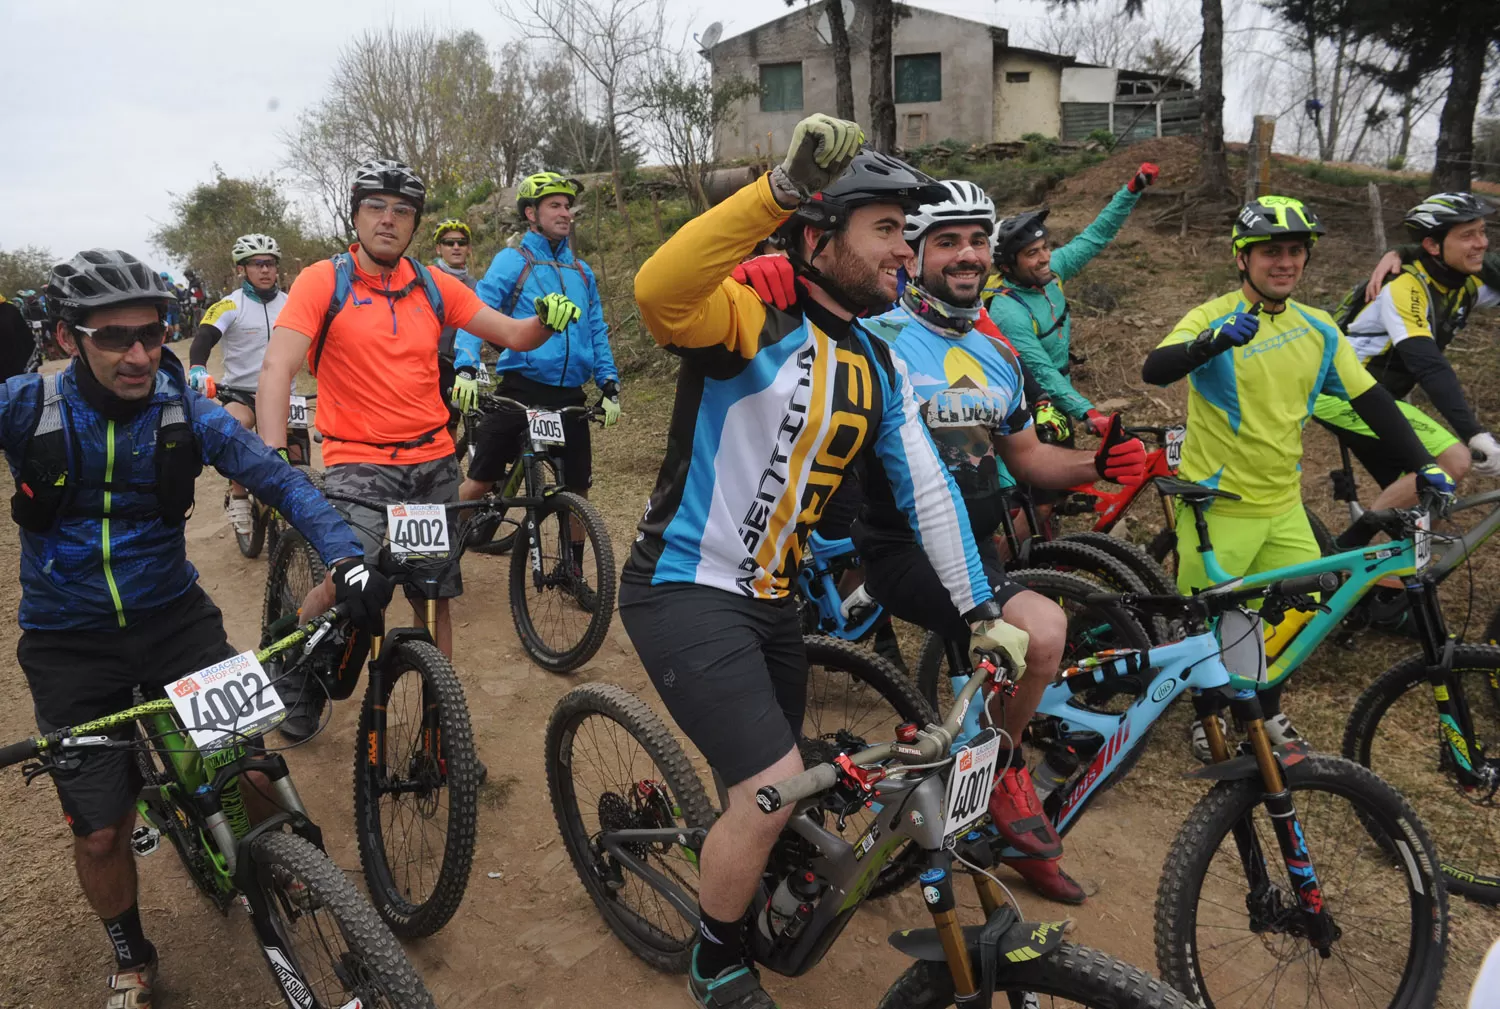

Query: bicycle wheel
left=1026, top=540, right=1168, bottom=643
left=509, top=490, right=616, bottom=672
left=248, top=831, right=437, bottom=1009
left=801, top=636, right=936, bottom=900
left=236, top=497, right=268, bottom=559
left=1154, top=752, right=1447, bottom=1009
left=915, top=569, right=1151, bottom=714
left=1061, top=531, right=1177, bottom=597
left=1343, top=644, right=1500, bottom=904
left=354, top=639, right=479, bottom=938
left=545, top=682, right=716, bottom=973
left=263, top=531, right=327, bottom=636
left=879, top=944, right=1192, bottom=1008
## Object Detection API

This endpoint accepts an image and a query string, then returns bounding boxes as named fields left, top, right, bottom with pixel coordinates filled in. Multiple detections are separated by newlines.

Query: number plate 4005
left=527, top=409, right=567, bottom=446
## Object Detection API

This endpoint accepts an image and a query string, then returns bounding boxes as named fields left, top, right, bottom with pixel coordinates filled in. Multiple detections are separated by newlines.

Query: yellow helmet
left=517, top=172, right=582, bottom=212
left=432, top=219, right=471, bottom=243
left=1231, top=196, right=1326, bottom=255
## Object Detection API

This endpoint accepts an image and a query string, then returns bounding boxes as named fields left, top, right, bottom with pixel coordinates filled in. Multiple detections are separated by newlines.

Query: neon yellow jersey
left=1160, top=291, right=1375, bottom=516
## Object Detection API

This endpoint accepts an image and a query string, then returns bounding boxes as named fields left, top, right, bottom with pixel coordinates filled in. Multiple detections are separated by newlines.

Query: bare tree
left=487, top=52, right=575, bottom=186
left=786, top=0, right=855, bottom=120
left=1028, top=5, right=1194, bottom=77
left=631, top=51, right=760, bottom=210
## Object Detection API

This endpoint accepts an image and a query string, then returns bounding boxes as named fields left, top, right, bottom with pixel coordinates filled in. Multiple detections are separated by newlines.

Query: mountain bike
left=232, top=390, right=317, bottom=560
left=544, top=651, right=1194, bottom=1008
left=0, top=606, right=438, bottom=1008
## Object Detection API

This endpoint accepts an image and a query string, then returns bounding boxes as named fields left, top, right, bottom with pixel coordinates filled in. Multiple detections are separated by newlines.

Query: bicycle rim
left=509, top=491, right=616, bottom=672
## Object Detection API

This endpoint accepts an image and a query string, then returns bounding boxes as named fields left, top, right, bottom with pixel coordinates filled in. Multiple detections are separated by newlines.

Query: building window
left=1005, top=71, right=1031, bottom=84
left=760, top=62, right=803, bottom=112
left=895, top=53, right=942, bottom=103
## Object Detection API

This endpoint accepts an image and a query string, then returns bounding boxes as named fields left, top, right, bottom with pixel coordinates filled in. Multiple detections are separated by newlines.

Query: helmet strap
left=1419, top=241, right=1469, bottom=287
left=786, top=230, right=871, bottom=318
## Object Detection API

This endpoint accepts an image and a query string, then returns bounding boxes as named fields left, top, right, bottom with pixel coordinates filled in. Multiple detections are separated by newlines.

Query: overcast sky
left=3, top=0, right=1273, bottom=280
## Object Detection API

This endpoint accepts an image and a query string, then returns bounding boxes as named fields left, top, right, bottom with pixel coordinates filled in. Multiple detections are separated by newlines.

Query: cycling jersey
left=1159, top=292, right=1375, bottom=516
left=983, top=185, right=1141, bottom=419
left=276, top=246, right=485, bottom=466
left=195, top=284, right=287, bottom=391
left=454, top=230, right=617, bottom=389
left=623, top=174, right=991, bottom=614
left=0, top=355, right=360, bottom=631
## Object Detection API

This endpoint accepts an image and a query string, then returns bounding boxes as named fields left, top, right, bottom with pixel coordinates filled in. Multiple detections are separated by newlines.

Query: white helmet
left=231, top=233, right=281, bottom=264
left=903, top=180, right=996, bottom=244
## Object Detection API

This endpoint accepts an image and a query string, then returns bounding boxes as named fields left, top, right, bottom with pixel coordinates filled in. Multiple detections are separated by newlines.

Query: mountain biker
left=453, top=172, right=620, bottom=535
left=1142, top=196, right=1450, bottom=755
left=159, top=272, right=180, bottom=341
left=0, top=294, right=32, bottom=379
left=430, top=218, right=481, bottom=431
left=187, top=233, right=288, bottom=537
left=259, top=158, right=581, bottom=737
left=622, top=115, right=1022, bottom=1009
left=1314, top=192, right=1499, bottom=516
left=846, top=179, right=1148, bottom=903
left=15, top=249, right=392, bottom=1009
left=984, top=162, right=1159, bottom=445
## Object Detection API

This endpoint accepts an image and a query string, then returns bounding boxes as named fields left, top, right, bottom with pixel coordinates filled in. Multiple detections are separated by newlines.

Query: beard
left=925, top=264, right=985, bottom=307
left=821, top=237, right=895, bottom=309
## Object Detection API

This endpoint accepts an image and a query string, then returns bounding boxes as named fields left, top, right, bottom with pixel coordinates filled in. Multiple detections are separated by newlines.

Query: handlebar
left=0, top=737, right=40, bottom=770
left=477, top=394, right=604, bottom=424
left=1123, top=425, right=1180, bottom=446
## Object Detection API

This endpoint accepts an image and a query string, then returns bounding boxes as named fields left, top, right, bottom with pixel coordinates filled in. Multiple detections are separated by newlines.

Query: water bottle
left=841, top=584, right=878, bottom=625
left=1032, top=747, right=1082, bottom=802
left=758, top=870, right=820, bottom=940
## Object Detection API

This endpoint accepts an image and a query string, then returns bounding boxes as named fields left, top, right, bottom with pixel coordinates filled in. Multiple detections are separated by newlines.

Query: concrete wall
left=711, top=0, right=1001, bottom=159
left=992, top=52, right=1062, bottom=141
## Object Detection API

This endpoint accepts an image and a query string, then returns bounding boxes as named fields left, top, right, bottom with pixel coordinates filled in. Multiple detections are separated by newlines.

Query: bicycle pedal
left=130, top=825, right=160, bottom=857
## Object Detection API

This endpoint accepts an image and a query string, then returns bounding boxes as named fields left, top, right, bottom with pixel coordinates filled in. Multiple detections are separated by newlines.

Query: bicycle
left=452, top=387, right=569, bottom=556
left=544, top=651, right=1195, bottom=1008
left=0, top=607, right=438, bottom=1008
left=230, top=389, right=317, bottom=560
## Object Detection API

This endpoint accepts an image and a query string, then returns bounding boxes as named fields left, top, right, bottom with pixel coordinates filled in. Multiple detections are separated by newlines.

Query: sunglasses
left=72, top=320, right=167, bottom=353
left=438, top=238, right=469, bottom=247
left=358, top=197, right=418, bottom=219
left=244, top=258, right=279, bottom=269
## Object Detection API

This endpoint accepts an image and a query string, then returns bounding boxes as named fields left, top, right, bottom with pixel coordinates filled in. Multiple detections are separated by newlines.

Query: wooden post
left=1367, top=182, right=1385, bottom=254
left=1244, top=115, right=1276, bottom=201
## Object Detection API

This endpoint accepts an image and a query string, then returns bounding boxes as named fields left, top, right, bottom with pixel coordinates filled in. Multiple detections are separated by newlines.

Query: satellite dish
left=698, top=21, right=723, bottom=52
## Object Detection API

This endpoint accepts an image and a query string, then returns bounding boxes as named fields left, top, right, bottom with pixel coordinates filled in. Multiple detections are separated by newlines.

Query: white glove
left=969, top=617, right=1030, bottom=683
left=1470, top=432, right=1500, bottom=478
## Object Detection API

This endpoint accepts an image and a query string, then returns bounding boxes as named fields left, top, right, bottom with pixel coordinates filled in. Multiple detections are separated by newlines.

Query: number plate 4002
left=165, top=651, right=285, bottom=753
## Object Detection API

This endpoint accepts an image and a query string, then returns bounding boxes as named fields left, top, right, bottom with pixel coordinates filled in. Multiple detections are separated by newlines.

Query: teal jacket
left=984, top=185, right=1141, bottom=418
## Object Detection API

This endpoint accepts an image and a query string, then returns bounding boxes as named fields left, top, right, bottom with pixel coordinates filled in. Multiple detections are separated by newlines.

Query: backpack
left=1331, top=262, right=1476, bottom=351
left=500, top=245, right=589, bottom=317
left=10, top=371, right=201, bottom=533
left=311, top=252, right=445, bottom=373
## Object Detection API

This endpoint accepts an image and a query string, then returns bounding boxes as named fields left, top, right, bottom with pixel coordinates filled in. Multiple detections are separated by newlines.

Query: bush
left=1385, top=156, right=1406, bottom=172
left=1021, top=133, right=1060, bottom=162
left=1087, top=128, right=1118, bottom=149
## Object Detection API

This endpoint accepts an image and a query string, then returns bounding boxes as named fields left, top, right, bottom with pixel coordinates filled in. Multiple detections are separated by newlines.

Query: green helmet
left=432, top=218, right=472, bottom=242
left=1231, top=196, right=1326, bottom=255
left=517, top=172, right=582, bottom=213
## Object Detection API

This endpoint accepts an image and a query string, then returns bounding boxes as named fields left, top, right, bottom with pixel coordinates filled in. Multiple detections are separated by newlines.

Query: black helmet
left=791, top=151, right=949, bottom=232
left=1404, top=192, right=1495, bottom=241
left=45, top=249, right=173, bottom=324
left=350, top=159, right=427, bottom=218
left=993, top=209, right=1050, bottom=268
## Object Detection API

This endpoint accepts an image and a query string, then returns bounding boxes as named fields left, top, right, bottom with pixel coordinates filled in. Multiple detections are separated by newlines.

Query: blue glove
left=1415, top=463, right=1456, bottom=507
left=188, top=365, right=211, bottom=394
left=1211, top=310, right=1260, bottom=349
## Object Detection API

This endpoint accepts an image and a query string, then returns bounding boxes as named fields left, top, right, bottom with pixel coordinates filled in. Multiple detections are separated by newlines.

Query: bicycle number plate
left=1414, top=510, right=1431, bottom=570
left=527, top=409, right=567, bottom=446
left=287, top=395, right=309, bottom=430
left=165, top=651, right=285, bottom=753
left=477, top=368, right=493, bottom=388
left=1164, top=426, right=1186, bottom=469
left=942, top=732, right=1002, bottom=843
left=386, top=503, right=451, bottom=559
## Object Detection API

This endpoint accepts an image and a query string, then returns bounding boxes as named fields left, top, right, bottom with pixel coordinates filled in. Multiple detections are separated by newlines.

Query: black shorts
left=619, top=580, right=805, bottom=787
left=468, top=376, right=592, bottom=491
left=218, top=387, right=256, bottom=412
left=18, top=585, right=239, bottom=836
left=862, top=536, right=1026, bottom=643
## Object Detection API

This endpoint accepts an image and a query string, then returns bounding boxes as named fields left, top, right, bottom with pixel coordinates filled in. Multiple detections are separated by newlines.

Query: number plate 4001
left=942, top=732, right=1002, bottom=843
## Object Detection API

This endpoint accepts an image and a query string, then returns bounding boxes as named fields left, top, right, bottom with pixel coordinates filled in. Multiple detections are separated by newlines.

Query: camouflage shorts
left=323, top=457, right=463, bottom=599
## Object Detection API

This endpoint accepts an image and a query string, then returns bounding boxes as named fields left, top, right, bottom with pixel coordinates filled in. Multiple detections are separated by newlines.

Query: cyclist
left=453, top=173, right=620, bottom=536
left=622, top=115, right=1021, bottom=1009
left=1142, top=196, right=1451, bottom=753
left=159, top=272, right=180, bottom=341
left=187, top=233, right=288, bottom=537
left=14, top=249, right=391, bottom=1009
left=984, top=162, right=1159, bottom=442
left=0, top=293, right=33, bottom=379
left=1315, top=192, right=1500, bottom=516
left=259, top=158, right=581, bottom=736
left=430, top=218, right=481, bottom=428
left=842, top=180, right=1148, bottom=903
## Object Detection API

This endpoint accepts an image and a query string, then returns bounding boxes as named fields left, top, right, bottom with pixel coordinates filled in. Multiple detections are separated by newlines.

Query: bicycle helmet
left=45, top=250, right=174, bottom=324
left=904, top=179, right=996, bottom=243
left=350, top=159, right=427, bottom=218
left=231, top=233, right=281, bottom=264
left=432, top=218, right=472, bottom=242
left=1231, top=196, right=1325, bottom=255
left=993, top=209, right=1051, bottom=269
left=1404, top=192, right=1495, bottom=241
left=517, top=172, right=582, bottom=215
left=791, top=151, right=949, bottom=233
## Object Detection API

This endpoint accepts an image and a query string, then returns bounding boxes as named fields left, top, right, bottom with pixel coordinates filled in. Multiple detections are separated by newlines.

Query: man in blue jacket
left=13, top=250, right=392, bottom=1008
left=453, top=172, right=620, bottom=516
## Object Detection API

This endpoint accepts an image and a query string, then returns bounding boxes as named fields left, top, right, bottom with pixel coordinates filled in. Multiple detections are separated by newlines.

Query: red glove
left=1127, top=162, right=1159, bottom=194
left=1093, top=414, right=1147, bottom=485
left=732, top=254, right=797, bottom=311
left=1084, top=409, right=1114, bottom=438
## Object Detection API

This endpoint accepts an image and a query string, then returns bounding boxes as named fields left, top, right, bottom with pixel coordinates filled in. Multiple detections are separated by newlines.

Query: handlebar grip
left=1268, top=572, right=1340, bottom=597
left=0, top=738, right=40, bottom=769
left=755, top=763, right=839, bottom=814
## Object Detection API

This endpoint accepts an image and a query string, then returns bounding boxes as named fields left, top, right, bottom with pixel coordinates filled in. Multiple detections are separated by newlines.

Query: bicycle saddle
left=1152, top=476, right=1242, bottom=505
left=807, top=531, right=857, bottom=560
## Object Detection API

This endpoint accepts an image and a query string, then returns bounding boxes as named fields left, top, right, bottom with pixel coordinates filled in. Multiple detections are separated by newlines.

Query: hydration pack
left=312, top=252, right=446, bottom=373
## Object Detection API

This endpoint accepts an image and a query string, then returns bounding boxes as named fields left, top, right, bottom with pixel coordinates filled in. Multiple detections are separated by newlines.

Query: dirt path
left=0, top=347, right=1491, bottom=1007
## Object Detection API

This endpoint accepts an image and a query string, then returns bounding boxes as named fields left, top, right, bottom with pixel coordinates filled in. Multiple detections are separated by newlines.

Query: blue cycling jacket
left=454, top=230, right=618, bottom=388
left=3, top=355, right=361, bottom=631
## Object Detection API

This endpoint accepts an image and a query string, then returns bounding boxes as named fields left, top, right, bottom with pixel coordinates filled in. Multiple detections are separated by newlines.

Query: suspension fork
left=1406, top=578, right=1485, bottom=782
left=921, top=855, right=982, bottom=1005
